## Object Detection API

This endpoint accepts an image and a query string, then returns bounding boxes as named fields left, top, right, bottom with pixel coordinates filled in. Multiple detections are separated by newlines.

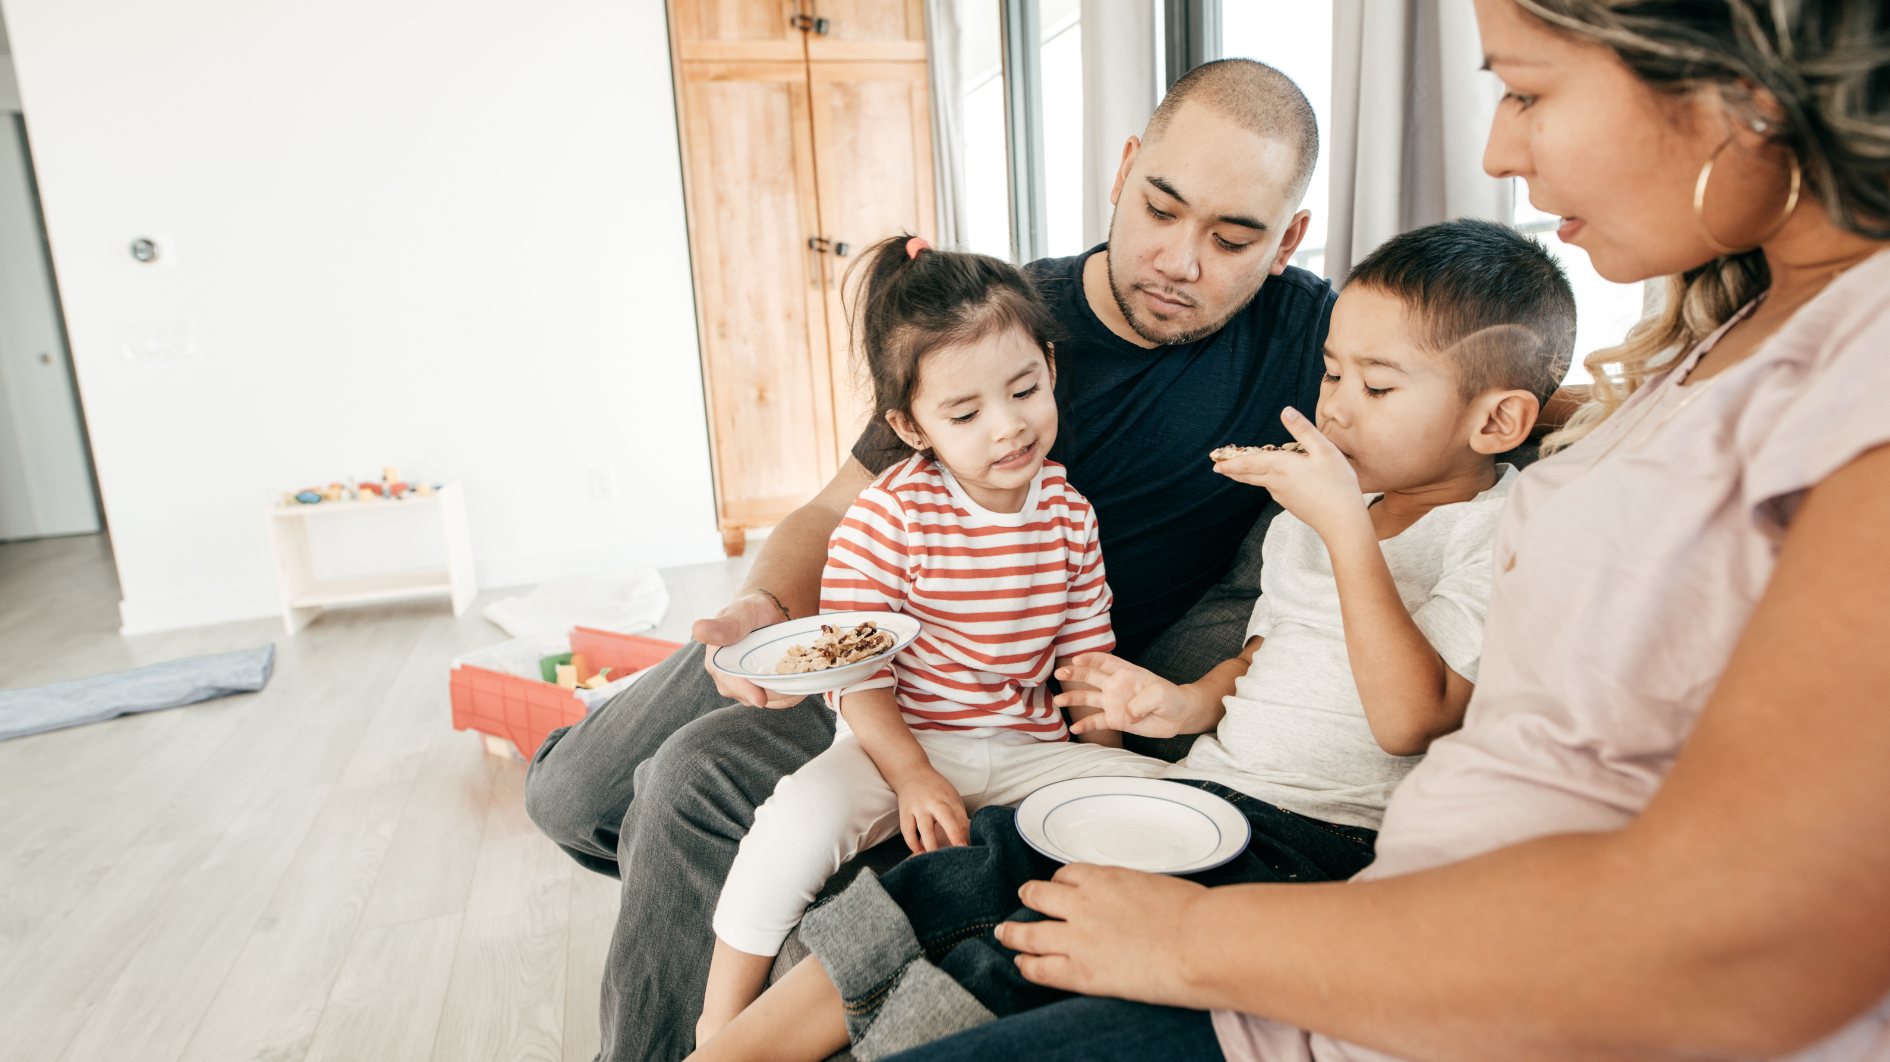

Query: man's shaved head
left=1145, top=59, right=1319, bottom=203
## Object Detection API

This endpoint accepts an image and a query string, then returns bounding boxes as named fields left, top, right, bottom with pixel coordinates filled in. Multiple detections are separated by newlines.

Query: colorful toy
left=451, top=628, right=684, bottom=759
left=273, top=467, right=437, bottom=507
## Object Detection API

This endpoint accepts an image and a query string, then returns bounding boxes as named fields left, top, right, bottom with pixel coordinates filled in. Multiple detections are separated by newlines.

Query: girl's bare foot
left=687, top=955, right=848, bottom=1062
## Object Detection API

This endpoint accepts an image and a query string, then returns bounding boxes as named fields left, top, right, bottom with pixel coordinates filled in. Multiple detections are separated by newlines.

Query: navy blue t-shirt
left=854, top=243, right=1334, bottom=661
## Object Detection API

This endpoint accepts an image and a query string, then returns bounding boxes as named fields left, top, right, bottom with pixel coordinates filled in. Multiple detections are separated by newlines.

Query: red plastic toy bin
left=450, top=626, right=681, bottom=759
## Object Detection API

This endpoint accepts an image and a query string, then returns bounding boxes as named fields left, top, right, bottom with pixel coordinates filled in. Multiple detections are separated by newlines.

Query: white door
left=0, top=114, right=98, bottom=540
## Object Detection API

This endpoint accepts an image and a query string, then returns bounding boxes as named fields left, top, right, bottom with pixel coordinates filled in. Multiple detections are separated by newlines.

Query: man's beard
left=1103, top=218, right=1252, bottom=347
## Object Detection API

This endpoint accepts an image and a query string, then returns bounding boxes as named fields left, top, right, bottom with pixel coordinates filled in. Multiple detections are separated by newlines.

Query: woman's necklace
left=1587, top=246, right=1885, bottom=466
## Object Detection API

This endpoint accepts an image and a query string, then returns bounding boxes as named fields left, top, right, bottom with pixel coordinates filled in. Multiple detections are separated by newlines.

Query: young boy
left=686, top=218, right=1578, bottom=1062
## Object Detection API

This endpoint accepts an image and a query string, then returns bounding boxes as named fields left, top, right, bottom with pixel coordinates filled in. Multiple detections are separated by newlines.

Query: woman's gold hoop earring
left=1693, top=137, right=1802, bottom=256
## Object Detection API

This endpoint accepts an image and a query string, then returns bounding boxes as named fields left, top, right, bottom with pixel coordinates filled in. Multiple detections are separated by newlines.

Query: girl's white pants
left=711, top=721, right=1166, bottom=957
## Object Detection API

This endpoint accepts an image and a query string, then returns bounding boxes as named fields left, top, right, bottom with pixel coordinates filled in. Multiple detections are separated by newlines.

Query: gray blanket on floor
left=0, top=644, right=276, bottom=741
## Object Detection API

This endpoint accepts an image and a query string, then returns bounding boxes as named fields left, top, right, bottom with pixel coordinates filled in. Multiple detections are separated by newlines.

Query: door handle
left=790, top=13, right=831, bottom=34
left=807, top=237, right=848, bottom=256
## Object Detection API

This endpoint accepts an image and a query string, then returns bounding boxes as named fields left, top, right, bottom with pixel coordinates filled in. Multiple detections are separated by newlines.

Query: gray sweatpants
left=522, top=502, right=1282, bottom=1062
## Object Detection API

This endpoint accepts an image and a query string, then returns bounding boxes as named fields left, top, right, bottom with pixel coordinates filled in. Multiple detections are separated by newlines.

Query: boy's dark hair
left=847, top=234, right=1059, bottom=462
left=1345, top=219, right=1578, bottom=406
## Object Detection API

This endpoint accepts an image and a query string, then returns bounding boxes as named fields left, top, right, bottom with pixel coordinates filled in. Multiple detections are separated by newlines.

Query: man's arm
left=1534, top=384, right=1591, bottom=437
left=692, top=457, right=878, bottom=709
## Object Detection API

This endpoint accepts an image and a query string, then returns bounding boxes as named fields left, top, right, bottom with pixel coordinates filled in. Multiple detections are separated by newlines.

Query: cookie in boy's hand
left=1209, top=442, right=1307, bottom=462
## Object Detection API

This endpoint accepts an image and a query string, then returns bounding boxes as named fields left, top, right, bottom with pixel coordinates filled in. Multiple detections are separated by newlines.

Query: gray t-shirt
left=1164, top=466, right=1516, bottom=830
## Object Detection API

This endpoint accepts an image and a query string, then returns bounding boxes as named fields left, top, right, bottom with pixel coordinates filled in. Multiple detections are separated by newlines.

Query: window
left=1220, top=1, right=1334, bottom=279
left=1039, top=0, right=1084, bottom=256
left=1510, top=181, right=1647, bottom=385
left=956, top=0, right=1085, bottom=262
left=960, top=0, right=1012, bottom=259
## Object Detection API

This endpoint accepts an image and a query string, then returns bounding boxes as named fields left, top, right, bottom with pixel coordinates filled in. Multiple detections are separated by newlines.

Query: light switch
left=120, top=322, right=195, bottom=360
left=589, top=466, right=617, bottom=502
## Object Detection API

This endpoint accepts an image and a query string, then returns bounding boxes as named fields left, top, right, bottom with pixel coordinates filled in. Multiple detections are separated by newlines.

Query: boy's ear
left=885, top=409, right=929, bottom=452
left=1469, top=390, right=1540, bottom=455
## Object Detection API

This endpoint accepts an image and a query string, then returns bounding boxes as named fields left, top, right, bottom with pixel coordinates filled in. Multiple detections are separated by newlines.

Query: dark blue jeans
left=796, top=781, right=1375, bottom=1061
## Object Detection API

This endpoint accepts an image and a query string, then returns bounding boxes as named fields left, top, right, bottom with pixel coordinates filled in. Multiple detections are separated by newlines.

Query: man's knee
left=523, top=724, right=601, bottom=849
left=629, top=703, right=837, bottom=842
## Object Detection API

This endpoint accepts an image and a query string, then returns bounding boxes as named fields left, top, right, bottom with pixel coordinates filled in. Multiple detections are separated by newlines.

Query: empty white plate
left=1015, top=777, right=1250, bottom=875
left=708, top=611, right=923, bottom=697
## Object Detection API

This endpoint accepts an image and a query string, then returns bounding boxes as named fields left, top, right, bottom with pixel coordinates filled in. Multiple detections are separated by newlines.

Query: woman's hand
left=1055, top=654, right=1196, bottom=738
left=1214, top=407, right=1370, bottom=541
left=996, top=864, right=1212, bottom=1007
left=889, top=765, right=969, bottom=852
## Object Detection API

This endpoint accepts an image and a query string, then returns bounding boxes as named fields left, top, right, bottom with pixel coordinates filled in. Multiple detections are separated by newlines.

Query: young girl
left=695, top=235, right=1167, bottom=1041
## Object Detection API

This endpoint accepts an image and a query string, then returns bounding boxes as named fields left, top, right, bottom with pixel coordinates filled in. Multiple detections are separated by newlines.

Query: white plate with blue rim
left=1015, top=777, right=1250, bottom=875
left=709, top=611, right=923, bottom=697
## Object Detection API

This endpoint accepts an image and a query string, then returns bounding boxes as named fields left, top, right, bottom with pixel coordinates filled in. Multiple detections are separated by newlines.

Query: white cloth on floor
left=482, top=567, right=668, bottom=637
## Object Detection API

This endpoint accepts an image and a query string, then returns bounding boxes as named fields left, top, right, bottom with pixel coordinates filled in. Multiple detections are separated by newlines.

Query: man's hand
left=694, top=592, right=805, bottom=709
left=890, top=765, right=969, bottom=853
left=1055, top=654, right=1196, bottom=739
left=995, top=863, right=1211, bottom=1006
left=1213, top=407, right=1370, bottom=541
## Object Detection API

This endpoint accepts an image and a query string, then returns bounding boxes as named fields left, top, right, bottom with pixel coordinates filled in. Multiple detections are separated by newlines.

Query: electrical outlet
left=120, top=322, right=194, bottom=360
left=589, top=466, right=616, bottom=502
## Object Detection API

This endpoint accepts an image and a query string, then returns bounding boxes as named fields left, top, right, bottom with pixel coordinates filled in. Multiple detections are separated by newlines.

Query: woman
left=713, top=1, right=1890, bottom=1059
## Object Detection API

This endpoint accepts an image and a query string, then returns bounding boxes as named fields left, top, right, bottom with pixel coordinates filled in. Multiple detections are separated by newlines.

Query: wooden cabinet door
left=671, top=0, right=804, bottom=61
left=676, top=59, right=839, bottom=531
left=807, top=60, right=936, bottom=459
left=803, top=0, right=927, bottom=61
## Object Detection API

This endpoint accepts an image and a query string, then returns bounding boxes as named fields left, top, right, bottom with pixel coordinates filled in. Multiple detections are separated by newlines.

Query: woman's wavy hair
left=1522, top=0, right=1890, bottom=453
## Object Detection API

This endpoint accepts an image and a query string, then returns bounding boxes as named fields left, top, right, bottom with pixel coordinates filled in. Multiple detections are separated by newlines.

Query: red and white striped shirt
left=822, top=455, right=1115, bottom=739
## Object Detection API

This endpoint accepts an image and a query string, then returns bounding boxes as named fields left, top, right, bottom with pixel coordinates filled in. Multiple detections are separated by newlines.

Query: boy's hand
left=1212, top=407, right=1370, bottom=541
left=1054, top=653, right=1192, bottom=739
left=889, top=765, right=969, bottom=852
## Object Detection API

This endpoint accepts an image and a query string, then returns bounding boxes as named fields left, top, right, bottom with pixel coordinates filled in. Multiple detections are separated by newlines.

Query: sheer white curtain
left=1079, top=0, right=1157, bottom=248
left=926, top=0, right=968, bottom=249
left=1325, top=0, right=1511, bottom=281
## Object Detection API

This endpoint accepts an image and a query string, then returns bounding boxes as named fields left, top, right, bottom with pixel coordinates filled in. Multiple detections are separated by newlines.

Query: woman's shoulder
left=1738, top=251, right=1890, bottom=532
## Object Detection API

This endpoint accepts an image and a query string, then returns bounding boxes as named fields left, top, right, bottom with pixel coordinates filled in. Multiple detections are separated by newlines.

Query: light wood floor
left=0, top=533, right=754, bottom=1062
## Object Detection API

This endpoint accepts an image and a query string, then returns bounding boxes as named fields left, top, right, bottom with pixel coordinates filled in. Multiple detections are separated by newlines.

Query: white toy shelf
left=265, top=481, right=476, bottom=634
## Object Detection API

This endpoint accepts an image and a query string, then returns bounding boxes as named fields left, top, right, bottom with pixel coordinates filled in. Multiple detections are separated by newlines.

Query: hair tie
left=905, top=236, right=930, bottom=260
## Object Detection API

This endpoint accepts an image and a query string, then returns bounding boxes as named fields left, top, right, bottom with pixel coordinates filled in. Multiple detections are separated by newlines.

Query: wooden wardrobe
left=669, top=0, right=938, bottom=556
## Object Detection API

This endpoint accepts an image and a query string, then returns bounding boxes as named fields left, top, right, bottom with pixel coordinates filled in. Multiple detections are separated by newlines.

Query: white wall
left=3, top=0, right=723, bottom=633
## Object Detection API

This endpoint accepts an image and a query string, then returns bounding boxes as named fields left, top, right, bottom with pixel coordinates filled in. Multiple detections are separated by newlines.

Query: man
left=525, top=59, right=1331, bottom=1062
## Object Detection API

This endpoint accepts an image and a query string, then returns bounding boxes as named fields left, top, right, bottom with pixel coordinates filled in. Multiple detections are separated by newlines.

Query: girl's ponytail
left=841, top=235, right=1059, bottom=464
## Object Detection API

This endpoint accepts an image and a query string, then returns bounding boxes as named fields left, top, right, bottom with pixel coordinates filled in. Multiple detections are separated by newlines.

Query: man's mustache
left=1134, top=282, right=1199, bottom=309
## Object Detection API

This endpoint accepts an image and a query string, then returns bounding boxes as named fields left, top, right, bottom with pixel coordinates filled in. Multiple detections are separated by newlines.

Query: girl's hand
left=995, top=864, right=1212, bottom=1007
left=1055, top=653, right=1192, bottom=738
left=1213, top=407, right=1370, bottom=541
left=890, top=766, right=969, bottom=852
